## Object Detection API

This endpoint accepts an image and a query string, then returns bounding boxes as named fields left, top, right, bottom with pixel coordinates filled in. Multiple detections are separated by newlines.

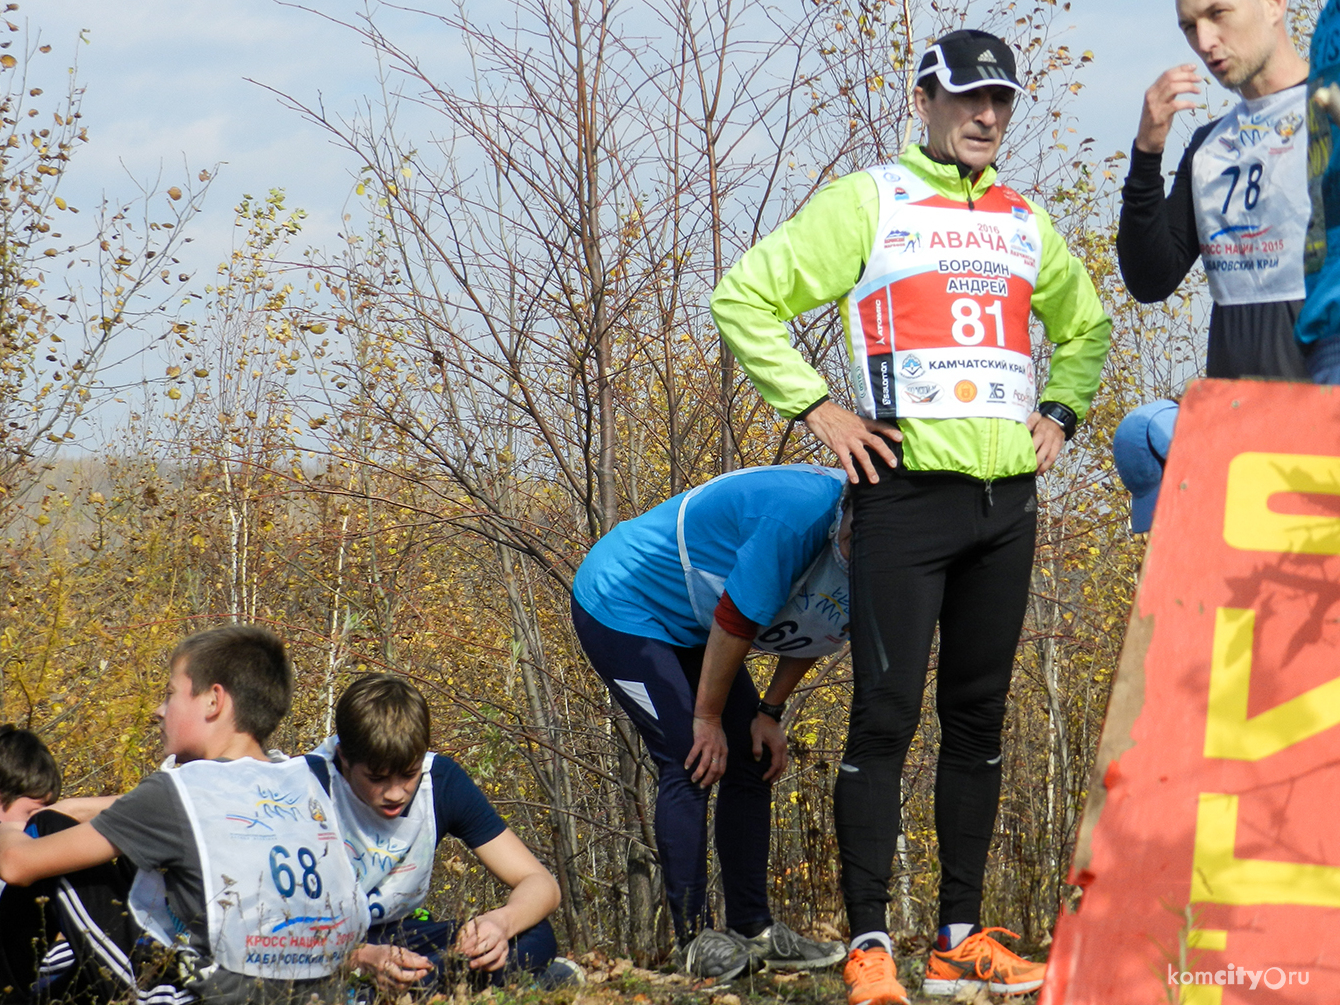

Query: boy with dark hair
left=0, top=726, right=124, bottom=827
left=1, top=725, right=67, bottom=1003
left=0, top=625, right=367, bottom=1005
left=308, top=674, right=570, bottom=994
left=0, top=726, right=125, bottom=1003
left=167, top=625, right=294, bottom=741
left=0, top=725, right=62, bottom=821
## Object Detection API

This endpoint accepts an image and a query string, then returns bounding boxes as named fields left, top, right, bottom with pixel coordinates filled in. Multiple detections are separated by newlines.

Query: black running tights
left=835, top=465, right=1036, bottom=935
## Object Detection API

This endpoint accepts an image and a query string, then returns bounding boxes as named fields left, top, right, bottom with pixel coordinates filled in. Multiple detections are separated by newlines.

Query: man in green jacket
left=711, top=29, right=1111, bottom=1005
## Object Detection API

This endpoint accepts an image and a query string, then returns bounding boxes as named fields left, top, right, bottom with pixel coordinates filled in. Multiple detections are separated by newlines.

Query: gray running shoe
left=729, top=921, right=846, bottom=970
left=537, top=956, right=586, bottom=989
left=680, top=929, right=754, bottom=980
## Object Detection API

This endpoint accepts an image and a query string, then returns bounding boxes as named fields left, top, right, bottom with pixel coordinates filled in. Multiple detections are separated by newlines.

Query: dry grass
left=352, top=952, right=1043, bottom=1005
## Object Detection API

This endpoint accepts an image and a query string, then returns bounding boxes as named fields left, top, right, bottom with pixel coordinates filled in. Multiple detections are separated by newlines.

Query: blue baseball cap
left=1113, top=400, right=1178, bottom=533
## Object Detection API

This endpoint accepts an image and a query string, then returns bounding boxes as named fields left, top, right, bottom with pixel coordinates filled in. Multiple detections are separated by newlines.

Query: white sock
left=849, top=931, right=893, bottom=954
left=939, top=923, right=975, bottom=950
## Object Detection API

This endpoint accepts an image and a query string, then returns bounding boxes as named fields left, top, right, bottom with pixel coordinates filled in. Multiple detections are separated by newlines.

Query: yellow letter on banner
left=1176, top=932, right=1229, bottom=1004
left=1192, top=793, right=1340, bottom=907
left=1204, top=608, right=1340, bottom=760
left=1186, top=930, right=1227, bottom=951
left=1180, top=985, right=1221, bottom=1005
left=1223, top=452, right=1340, bottom=554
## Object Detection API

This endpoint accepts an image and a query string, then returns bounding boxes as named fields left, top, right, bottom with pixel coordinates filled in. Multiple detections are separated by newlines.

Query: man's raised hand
left=1136, top=65, right=1202, bottom=154
left=802, top=400, right=902, bottom=484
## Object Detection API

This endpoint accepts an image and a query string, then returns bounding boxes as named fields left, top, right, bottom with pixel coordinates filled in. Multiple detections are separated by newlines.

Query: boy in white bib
left=0, top=626, right=367, bottom=1005
left=310, top=674, right=567, bottom=995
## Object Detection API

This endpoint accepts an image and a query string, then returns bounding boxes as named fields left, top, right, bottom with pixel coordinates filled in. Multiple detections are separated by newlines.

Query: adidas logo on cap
left=978, top=50, right=998, bottom=63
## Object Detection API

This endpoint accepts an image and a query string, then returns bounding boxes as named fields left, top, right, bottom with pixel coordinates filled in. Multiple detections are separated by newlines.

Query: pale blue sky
left=26, top=0, right=1257, bottom=428
left=32, top=0, right=1232, bottom=272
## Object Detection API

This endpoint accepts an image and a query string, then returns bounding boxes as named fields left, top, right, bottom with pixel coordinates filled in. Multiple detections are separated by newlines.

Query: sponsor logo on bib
left=225, top=813, right=276, bottom=836
left=885, top=229, right=921, bottom=252
left=955, top=380, right=978, bottom=402
left=228, top=786, right=311, bottom=840
left=900, top=354, right=924, bottom=378
left=354, top=833, right=413, bottom=877
left=905, top=381, right=942, bottom=404
left=309, top=800, right=338, bottom=843
left=256, top=787, right=303, bottom=821
left=1237, top=121, right=1271, bottom=148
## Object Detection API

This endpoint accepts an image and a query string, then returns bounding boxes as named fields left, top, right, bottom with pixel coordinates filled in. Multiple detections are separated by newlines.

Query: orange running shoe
left=922, top=927, right=1046, bottom=997
left=843, top=947, right=909, bottom=1005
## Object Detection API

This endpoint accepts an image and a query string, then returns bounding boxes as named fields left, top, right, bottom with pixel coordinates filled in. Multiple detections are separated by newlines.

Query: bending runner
left=571, top=464, right=850, bottom=980
left=710, top=30, right=1111, bottom=1003
left=1117, top=0, right=1310, bottom=379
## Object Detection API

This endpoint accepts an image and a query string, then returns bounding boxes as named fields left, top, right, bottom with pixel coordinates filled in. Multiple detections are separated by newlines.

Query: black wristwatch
left=757, top=700, right=786, bottom=722
left=1037, top=400, right=1077, bottom=441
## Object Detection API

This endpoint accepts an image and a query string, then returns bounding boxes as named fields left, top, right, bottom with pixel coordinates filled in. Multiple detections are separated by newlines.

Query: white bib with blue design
left=1191, top=86, right=1308, bottom=306
left=313, top=738, right=438, bottom=925
left=130, top=756, right=366, bottom=980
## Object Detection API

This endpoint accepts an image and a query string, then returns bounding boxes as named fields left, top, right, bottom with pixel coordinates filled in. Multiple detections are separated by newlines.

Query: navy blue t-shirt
left=419, top=752, right=507, bottom=849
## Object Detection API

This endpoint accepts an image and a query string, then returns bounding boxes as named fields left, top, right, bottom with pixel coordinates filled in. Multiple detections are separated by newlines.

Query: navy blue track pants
left=572, top=599, right=773, bottom=943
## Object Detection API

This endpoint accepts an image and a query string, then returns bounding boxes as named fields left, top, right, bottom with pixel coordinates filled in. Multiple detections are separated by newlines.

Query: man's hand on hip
left=1136, top=65, right=1201, bottom=154
left=1028, top=410, right=1066, bottom=474
left=802, top=400, right=902, bottom=484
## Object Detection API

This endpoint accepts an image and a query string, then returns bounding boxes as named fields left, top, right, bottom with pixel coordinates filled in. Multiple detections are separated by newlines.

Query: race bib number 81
left=847, top=165, right=1041, bottom=423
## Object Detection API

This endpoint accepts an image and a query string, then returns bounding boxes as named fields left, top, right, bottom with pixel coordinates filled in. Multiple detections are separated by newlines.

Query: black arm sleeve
left=1116, top=123, right=1214, bottom=303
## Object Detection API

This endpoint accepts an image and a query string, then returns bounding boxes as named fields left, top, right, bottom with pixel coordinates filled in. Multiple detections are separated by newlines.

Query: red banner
left=1042, top=379, right=1340, bottom=1004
